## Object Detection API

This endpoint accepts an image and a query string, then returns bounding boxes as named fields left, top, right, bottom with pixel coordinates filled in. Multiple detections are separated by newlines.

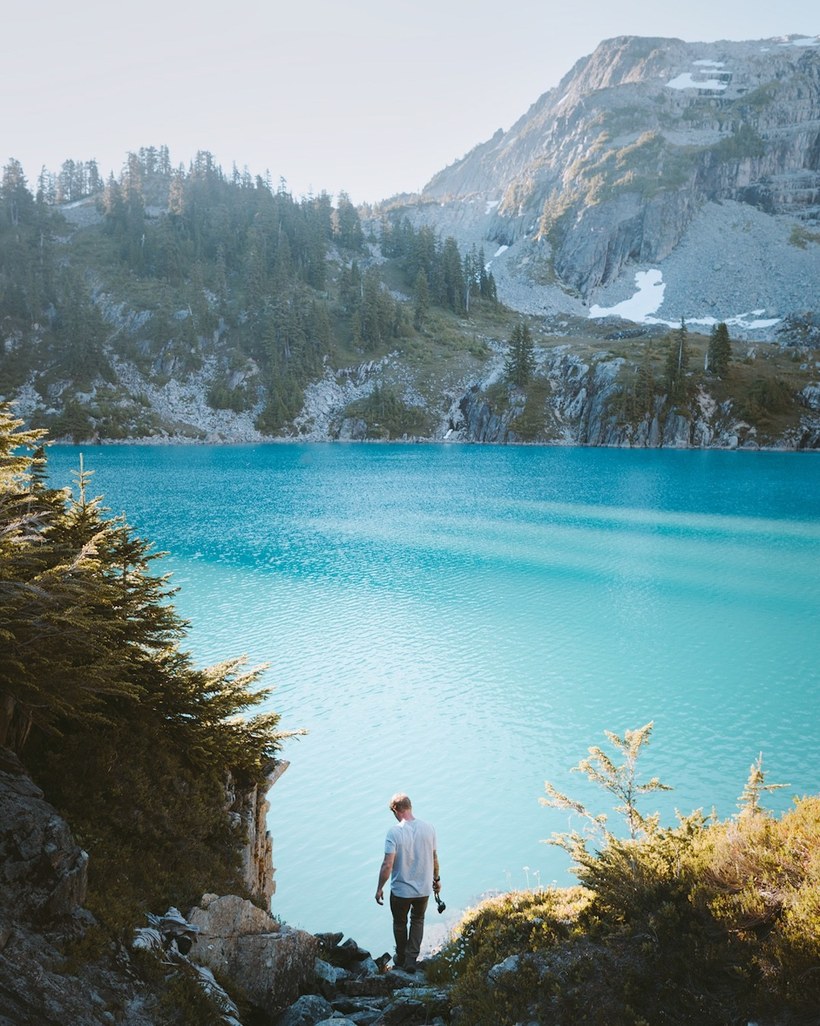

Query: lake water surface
left=47, top=443, right=820, bottom=955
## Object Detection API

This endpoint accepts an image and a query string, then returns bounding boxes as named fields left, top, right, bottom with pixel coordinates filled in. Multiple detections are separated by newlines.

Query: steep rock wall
left=450, top=349, right=820, bottom=449
left=417, top=36, right=820, bottom=301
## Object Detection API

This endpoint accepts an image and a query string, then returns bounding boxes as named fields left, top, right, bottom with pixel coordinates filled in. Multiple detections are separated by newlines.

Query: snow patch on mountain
left=589, top=269, right=780, bottom=331
left=589, top=270, right=665, bottom=321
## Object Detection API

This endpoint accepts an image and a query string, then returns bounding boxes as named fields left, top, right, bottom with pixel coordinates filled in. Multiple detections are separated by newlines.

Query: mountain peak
left=408, top=33, right=820, bottom=328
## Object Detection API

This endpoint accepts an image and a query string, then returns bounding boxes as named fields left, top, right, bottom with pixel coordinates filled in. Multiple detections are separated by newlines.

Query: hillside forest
left=0, top=148, right=499, bottom=440
left=1, top=147, right=819, bottom=448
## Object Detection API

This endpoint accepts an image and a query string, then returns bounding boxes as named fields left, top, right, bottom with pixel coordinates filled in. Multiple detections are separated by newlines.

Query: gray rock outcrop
left=445, top=344, right=819, bottom=449
left=273, top=932, right=451, bottom=1026
left=225, top=759, right=288, bottom=908
left=0, top=747, right=89, bottom=922
left=404, top=35, right=820, bottom=323
left=188, top=892, right=318, bottom=1018
left=0, top=747, right=158, bottom=1026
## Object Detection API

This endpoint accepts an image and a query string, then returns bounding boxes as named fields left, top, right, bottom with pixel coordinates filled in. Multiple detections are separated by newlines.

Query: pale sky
left=4, top=0, right=818, bottom=204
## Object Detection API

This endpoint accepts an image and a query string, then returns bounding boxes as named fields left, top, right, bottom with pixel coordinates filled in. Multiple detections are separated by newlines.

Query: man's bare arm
left=375, top=852, right=395, bottom=904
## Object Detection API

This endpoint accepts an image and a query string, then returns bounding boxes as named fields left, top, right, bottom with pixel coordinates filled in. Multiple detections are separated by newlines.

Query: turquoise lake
left=47, top=443, right=820, bottom=956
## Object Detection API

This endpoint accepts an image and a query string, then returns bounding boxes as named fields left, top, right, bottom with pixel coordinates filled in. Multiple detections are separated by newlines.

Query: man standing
left=375, top=793, right=440, bottom=974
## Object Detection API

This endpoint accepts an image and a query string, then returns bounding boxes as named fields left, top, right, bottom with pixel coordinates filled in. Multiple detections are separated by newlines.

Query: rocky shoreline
left=20, top=340, right=820, bottom=451
left=0, top=745, right=452, bottom=1026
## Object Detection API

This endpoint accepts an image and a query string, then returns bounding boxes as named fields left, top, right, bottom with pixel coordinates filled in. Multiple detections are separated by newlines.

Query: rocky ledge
left=0, top=746, right=451, bottom=1026
left=152, top=898, right=450, bottom=1026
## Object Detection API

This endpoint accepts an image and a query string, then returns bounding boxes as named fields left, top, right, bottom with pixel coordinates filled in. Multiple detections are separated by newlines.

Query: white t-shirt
left=385, top=817, right=437, bottom=898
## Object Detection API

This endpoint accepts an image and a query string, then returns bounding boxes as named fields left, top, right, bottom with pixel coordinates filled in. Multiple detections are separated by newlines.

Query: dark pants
left=390, top=893, right=429, bottom=969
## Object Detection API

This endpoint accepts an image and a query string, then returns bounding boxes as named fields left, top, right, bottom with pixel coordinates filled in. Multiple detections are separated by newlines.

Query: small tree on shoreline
left=540, top=722, right=672, bottom=860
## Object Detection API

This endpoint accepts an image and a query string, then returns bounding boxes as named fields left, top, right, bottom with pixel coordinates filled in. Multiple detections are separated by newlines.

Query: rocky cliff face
left=451, top=349, right=760, bottom=449
left=0, top=748, right=304, bottom=1025
left=0, top=747, right=155, bottom=1026
left=407, top=34, right=820, bottom=324
left=226, top=760, right=288, bottom=908
left=291, top=340, right=820, bottom=450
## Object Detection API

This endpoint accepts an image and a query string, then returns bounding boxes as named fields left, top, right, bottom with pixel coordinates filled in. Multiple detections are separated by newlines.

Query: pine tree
left=413, top=270, right=430, bottom=330
left=505, top=320, right=535, bottom=387
left=54, top=268, right=110, bottom=385
left=540, top=722, right=672, bottom=856
left=708, top=322, right=732, bottom=378
left=1, top=159, right=34, bottom=227
left=1, top=405, right=295, bottom=928
left=478, top=247, right=497, bottom=303
left=334, top=191, right=364, bottom=251
left=440, top=237, right=466, bottom=314
left=664, top=318, right=689, bottom=401
left=634, top=347, right=656, bottom=418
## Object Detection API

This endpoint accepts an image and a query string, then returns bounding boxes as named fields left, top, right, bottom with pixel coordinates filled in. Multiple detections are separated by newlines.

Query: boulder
left=275, top=936, right=453, bottom=1026
left=379, top=986, right=451, bottom=1025
left=316, top=934, right=372, bottom=969
left=314, top=957, right=350, bottom=997
left=188, top=892, right=318, bottom=1017
left=336, top=417, right=368, bottom=440
left=275, top=993, right=334, bottom=1026
left=190, top=891, right=275, bottom=943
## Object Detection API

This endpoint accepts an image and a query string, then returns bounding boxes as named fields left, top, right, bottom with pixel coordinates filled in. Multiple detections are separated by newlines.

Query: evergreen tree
left=36, top=166, right=56, bottom=204
left=86, top=159, right=103, bottom=195
left=664, top=317, right=689, bottom=401
left=334, top=191, right=364, bottom=250
left=440, top=237, right=466, bottom=314
left=0, top=161, right=60, bottom=326
left=634, top=347, right=657, bottom=418
left=100, top=172, right=126, bottom=235
left=1, top=159, right=34, bottom=227
left=506, top=320, right=535, bottom=387
left=410, top=225, right=437, bottom=284
left=708, top=321, right=732, bottom=378
left=463, top=248, right=477, bottom=312
left=477, top=246, right=498, bottom=303
left=0, top=416, right=141, bottom=749
left=0, top=406, right=292, bottom=929
left=53, top=269, right=110, bottom=386
left=413, top=269, right=430, bottom=330
left=339, top=261, right=363, bottom=314
left=358, top=266, right=388, bottom=350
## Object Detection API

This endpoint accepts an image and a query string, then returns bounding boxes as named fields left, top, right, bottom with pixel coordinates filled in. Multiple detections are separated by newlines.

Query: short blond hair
left=389, top=793, right=412, bottom=812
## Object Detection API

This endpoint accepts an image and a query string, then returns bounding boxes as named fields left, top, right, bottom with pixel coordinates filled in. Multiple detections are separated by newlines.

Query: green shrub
left=430, top=888, right=591, bottom=1026
left=206, top=379, right=254, bottom=413
left=433, top=727, right=820, bottom=1025
left=736, top=376, right=796, bottom=423
left=789, top=225, right=820, bottom=249
left=511, top=378, right=552, bottom=441
left=342, top=385, right=432, bottom=439
left=158, top=967, right=230, bottom=1026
